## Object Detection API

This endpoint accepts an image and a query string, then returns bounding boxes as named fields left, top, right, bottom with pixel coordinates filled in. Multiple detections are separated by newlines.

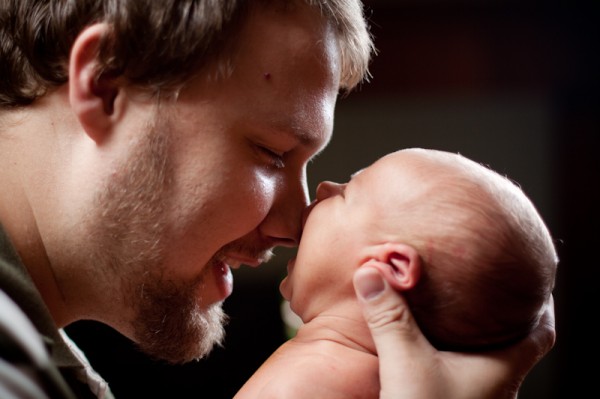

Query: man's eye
left=259, top=146, right=285, bottom=169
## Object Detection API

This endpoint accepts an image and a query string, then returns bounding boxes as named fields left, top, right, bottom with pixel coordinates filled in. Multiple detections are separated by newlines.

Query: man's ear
left=69, top=23, right=120, bottom=144
left=359, top=243, right=421, bottom=291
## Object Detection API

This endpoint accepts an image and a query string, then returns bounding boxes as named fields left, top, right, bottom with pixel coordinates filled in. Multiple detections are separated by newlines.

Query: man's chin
left=134, top=300, right=228, bottom=364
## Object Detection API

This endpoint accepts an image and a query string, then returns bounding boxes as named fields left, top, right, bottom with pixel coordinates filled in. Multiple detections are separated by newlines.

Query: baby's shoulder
left=267, top=347, right=379, bottom=398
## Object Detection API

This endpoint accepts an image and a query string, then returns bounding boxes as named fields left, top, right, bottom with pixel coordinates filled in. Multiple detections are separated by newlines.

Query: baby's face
left=279, top=151, right=424, bottom=321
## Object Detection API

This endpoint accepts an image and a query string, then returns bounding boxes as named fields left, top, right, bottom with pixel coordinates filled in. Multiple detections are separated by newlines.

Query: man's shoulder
left=0, top=289, right=51, bottom=368
left=0, top=288, right=58, bottom=398
left=0, top=289, right=77, bottom=399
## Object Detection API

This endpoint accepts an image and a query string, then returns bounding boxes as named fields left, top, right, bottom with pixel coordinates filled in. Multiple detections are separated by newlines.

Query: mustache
left=211, top=238, right=275, bottom=265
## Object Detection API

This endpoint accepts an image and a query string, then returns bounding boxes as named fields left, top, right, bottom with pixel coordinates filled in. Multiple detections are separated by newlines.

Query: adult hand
left=353, top=267, right=556, bottom=399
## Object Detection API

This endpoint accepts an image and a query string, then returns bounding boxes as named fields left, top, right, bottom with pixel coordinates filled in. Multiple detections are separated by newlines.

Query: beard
left=87, top=113, right=226, bottom=364
left=134, top=266, right=228, bottom=364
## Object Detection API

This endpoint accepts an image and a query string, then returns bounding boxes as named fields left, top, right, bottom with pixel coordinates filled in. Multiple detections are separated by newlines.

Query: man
left=0, top=1, right=554, bottom=398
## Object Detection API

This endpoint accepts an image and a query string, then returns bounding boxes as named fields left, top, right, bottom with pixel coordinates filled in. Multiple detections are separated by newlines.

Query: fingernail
left=355, top=269, right=385, bottom=300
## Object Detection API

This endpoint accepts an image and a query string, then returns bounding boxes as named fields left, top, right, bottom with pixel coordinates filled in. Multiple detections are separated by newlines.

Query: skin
left=238, top=149, right=557, bottom=398
left=238, top=150, right=453, bottom=399
left=236, top=157, right=396, bottom=399
left=281, top=152, right=425, bottom=324
left=0, top=3, right=556, bottom=396
left=237, top=151, right=429, bottom=398
left=355, top=271, right=555, bottom=399
left=0, top=5, right=339, bottom=363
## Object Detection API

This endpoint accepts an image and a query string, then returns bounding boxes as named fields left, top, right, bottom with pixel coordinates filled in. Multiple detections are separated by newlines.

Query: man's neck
left=0, top=92, right=74, bottom=327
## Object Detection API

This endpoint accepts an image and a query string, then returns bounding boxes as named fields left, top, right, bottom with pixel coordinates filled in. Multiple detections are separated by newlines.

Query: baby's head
left=281, top=148, right=557, bottom=351
left=381, top=148, right=557, bottom=350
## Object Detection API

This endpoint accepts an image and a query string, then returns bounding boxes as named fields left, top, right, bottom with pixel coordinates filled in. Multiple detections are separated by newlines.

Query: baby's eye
left=258, top=145, right=285, bottom=169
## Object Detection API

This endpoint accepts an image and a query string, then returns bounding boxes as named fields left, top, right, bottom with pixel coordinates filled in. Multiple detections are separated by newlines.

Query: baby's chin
left=279, top=257, right=297, bottom=300
left=279, top=275, right=291, bottom=301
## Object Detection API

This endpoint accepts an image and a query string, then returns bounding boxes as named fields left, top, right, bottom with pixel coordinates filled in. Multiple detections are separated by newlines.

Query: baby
left=234, top=148, right=558, bottom=399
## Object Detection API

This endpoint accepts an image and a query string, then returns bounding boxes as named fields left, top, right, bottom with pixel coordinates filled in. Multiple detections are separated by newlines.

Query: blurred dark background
left=66, top=0, right=599, bottom=397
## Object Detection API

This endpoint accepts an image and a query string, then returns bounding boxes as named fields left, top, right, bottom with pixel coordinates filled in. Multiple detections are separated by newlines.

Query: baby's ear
left=359, top=243, right=421, bottom=291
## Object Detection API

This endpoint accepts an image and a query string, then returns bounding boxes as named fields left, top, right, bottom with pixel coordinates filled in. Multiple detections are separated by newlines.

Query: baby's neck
left=291, top=311, right=376, bottom=356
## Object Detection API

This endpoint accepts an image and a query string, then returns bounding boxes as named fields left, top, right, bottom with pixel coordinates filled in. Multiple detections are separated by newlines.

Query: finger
left=533, top=295, right=556, bottom=356
left=353, top=267, right=437, bottom=396
left=353, top=265, right=424, bottom=339
left=445, top=296, right=557, bottom=398
left=496, top=296, right=556, bottom=374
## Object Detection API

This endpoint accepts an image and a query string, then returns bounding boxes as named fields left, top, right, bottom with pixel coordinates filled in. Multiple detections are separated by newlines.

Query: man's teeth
left=227, top=261, right=242, bottom=270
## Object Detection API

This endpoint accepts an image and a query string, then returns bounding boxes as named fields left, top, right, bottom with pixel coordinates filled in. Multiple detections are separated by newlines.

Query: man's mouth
left=223, top=252, right=271, bottom=269
left=210, top=260, right=234, bottom=300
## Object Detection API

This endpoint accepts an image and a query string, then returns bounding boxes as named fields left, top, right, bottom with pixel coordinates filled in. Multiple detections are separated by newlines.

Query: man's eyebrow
left=266, top=122, right=330, bottom=155
left=288, top=124, right=327, bottom=147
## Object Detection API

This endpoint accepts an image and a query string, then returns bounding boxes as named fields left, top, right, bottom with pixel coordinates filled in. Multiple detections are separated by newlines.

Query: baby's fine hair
left=394, top=149, right=557, bottom=351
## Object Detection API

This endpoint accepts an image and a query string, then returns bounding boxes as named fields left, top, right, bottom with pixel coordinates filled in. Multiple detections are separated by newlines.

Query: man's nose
left=315, top=181, right=345, bottom=201
left=258, top=174, right=310, bottom=248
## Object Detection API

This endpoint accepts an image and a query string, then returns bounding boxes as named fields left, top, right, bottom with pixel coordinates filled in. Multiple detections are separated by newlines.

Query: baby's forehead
left=348, top=153, right=425, bottom=190
left=370, top=151, right=494, bottom=200
left=349, top=167, right=366, bottom=180
left=375, top=150, right=446, bottom=176
left=355, top=155, right=441, bottom=199
left=379, top=149, right=483, bottom=179
left=353, top=150, right=492, bottom=199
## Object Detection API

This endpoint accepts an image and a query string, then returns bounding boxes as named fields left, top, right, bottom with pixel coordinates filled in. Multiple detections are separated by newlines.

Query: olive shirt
left=0, top=225, right=114, bottom=398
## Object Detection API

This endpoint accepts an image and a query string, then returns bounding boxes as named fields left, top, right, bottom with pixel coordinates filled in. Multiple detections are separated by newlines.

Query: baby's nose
left=315, top=181, right=345, bottom=201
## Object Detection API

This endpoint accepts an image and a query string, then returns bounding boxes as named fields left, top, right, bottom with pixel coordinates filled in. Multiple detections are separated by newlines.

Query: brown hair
left=0, top=0, right=373, bottom=108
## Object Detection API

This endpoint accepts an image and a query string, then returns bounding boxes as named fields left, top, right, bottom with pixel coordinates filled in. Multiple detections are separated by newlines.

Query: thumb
left=353, top=266, right=420, bottom=341
left=353, top=266, right=437, bottom=398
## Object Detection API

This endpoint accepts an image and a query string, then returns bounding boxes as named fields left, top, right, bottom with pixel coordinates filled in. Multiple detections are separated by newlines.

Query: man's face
left=85, top=6, right=340, bottom=363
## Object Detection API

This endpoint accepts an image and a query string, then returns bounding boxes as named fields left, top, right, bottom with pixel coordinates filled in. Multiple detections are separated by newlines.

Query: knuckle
left=366, top=305, right=404, bottom=329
